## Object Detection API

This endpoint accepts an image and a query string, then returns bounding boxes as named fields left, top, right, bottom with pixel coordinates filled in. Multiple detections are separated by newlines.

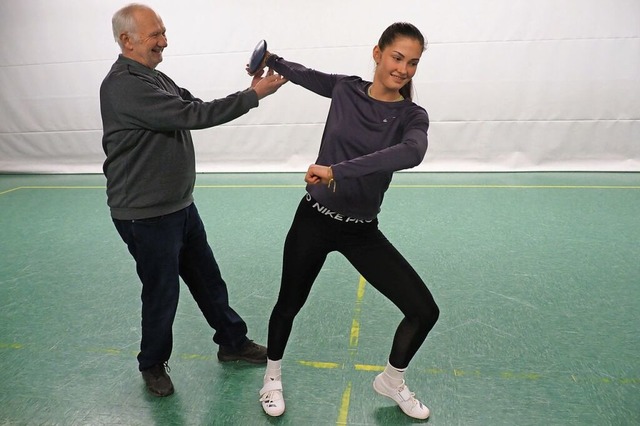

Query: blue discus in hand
left=248, top=39, right=268, bottom=75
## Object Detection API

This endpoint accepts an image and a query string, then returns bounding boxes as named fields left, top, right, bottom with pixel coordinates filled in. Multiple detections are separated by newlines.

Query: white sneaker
left=259, top=379, right=285, bottom=416
left=373, top=373, right=430, bottom=419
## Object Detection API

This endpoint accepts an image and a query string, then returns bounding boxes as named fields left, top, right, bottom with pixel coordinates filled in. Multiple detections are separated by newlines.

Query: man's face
left=122, top=8, right=167, bottom=69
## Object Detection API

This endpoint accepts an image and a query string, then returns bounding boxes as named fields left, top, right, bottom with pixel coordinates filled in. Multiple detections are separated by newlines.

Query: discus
left=247, top=40, right=268, bottom=75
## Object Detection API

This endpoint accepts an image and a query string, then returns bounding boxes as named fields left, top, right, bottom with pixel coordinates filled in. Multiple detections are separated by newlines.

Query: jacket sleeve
left=266, top=54, right=343, bottom=98
left=331, top=110, right=429, bottom=179
left=102, top=72, right=259, bottom=132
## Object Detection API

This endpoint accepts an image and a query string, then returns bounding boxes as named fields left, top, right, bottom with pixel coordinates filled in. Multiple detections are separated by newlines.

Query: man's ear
left=120, top=33, right=132, bottom=50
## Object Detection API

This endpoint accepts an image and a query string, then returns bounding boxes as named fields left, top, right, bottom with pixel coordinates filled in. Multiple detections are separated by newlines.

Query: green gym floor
left=1, top=172, right=638, bottom=425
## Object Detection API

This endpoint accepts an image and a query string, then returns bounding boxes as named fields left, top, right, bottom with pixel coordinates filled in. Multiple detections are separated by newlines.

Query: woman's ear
left=372, top=45, right=381, bottom=65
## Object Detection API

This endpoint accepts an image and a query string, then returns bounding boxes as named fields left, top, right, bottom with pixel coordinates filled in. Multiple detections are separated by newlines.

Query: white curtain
left=1, top=0, right=638, bottom=173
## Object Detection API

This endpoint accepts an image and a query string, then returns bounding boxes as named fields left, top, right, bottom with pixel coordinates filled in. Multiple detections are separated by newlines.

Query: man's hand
left=251, top=68, right=287, bottom=99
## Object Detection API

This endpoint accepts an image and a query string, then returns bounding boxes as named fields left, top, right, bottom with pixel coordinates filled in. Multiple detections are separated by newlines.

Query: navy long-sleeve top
left=267, top=54, right=429, bottom=220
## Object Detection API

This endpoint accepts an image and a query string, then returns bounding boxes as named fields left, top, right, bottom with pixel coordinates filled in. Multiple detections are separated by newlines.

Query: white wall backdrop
left=0, top=0, right=638, bottom=173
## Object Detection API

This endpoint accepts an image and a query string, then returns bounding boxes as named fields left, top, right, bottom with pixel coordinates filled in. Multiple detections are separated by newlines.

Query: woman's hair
left=112, top=3, right=147, bottom=48
left=377, top=22, right=426, bottom=100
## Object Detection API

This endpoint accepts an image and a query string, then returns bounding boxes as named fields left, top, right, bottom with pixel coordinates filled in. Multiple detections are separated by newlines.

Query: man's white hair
left=112, top=3, right=152, bottom=48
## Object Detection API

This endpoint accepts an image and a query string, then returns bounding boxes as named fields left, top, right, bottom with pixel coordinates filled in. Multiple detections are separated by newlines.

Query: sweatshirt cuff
left=243, top=88, right=259, bottom=107
left=265, top=53, right=280, bottom=68
left=330, top=163, right=344, bottom=180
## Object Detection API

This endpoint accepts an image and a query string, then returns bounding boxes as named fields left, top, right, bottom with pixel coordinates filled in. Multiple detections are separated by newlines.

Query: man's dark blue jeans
left=113, top=203, right=249, bottom=371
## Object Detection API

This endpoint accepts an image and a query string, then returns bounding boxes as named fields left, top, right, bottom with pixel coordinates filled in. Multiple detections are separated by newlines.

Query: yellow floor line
left=297, top=360, right=341, bottom=369
left=336, top=381, right=352, bottom=425
left=334, top=275, right=368, bottom=425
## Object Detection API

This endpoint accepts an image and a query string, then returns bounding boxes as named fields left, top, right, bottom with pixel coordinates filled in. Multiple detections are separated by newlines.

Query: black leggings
left=267, top=195, right=439, bottom=368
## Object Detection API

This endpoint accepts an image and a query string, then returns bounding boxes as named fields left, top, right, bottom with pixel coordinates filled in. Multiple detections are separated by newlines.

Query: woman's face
left=373, top=36, right=423, bottom=92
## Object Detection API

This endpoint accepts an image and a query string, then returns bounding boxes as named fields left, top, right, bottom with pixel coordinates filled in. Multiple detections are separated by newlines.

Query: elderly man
left=100, top=3, right=286, bottom=397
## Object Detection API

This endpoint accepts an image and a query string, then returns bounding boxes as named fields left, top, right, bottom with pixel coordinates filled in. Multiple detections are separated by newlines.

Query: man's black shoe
left=141, top=362, right=175, bottom=397
left=217, top=340, right=267, bottom=364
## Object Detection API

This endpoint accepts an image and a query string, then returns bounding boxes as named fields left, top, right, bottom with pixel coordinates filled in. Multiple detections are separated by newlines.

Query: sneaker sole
left=147, top=386, right=175, bottom=397
left=217, top=353, right=267, bottom=364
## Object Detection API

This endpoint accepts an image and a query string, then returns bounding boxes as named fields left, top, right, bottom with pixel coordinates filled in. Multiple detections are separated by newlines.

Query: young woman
left=255, top=23, right=439, bottom=419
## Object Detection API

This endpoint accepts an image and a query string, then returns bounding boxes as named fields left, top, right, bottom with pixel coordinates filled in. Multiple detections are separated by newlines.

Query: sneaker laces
left=397, top=382, right=417, bottom=401
left=259, top=379, right=282, bottom=406
left=259, top=391, right=280, bottom=407
left=150, top=362, right=170, bottom=377
left=397, top=383, right=426, bottom=412
left=147, top=362, right=171, bottom=378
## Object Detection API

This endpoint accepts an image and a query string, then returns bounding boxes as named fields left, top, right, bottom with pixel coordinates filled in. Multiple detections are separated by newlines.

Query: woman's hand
left=305, top=164, right=333, bottom=185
